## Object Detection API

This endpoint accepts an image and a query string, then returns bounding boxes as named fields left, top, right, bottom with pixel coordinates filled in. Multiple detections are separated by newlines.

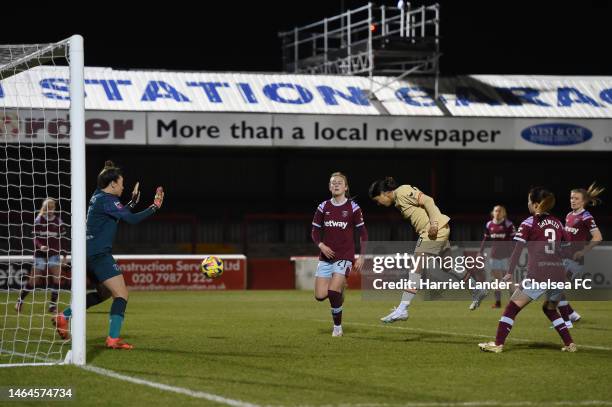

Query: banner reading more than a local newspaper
left=2, top=110, right=611, bottom=150
left=148, top=112, right=612, bottom=151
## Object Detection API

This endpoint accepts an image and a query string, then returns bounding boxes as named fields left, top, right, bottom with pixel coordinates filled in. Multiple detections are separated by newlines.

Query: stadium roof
left=2, top=66, right=612, bottom=118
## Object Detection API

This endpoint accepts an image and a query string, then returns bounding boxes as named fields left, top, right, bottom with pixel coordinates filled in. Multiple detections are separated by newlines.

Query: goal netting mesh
left=1, top=38, right=84, bottom=366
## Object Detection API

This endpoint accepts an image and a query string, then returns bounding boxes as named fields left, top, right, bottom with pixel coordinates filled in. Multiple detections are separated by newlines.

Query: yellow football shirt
left=393, top=185, right=450, bottom=237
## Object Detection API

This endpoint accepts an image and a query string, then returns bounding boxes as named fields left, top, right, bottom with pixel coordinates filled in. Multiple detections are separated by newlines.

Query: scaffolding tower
left=279, top=2, right=440, bottom=92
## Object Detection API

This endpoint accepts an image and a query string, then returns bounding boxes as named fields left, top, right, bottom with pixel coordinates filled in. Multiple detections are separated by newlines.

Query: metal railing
left=279, top=2, right=440, bottom=77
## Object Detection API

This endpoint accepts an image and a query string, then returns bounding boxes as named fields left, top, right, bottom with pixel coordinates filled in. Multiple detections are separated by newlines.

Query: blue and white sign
left=2, top=67, right=612, bottom=118
left=521, top=123, right=593, bottom=146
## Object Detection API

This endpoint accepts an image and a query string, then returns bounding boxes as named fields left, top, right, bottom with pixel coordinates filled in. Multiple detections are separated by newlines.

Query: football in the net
left=200, top=256, right=224, bottom=278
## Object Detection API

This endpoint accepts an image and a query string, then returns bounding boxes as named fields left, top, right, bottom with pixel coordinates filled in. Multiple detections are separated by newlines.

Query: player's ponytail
left=529, top=187, right=555, bottom=215
left=97, top=160, right=123, bottom=189
left=572, top=182, right=605, bottom=207
left=368, top=177, right=398, bottom=199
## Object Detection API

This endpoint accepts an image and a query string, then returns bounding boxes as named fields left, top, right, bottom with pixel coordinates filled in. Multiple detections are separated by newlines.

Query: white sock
left=398, top=292, right=415, bottom=311
left=469, top=277, right=480, bottom=299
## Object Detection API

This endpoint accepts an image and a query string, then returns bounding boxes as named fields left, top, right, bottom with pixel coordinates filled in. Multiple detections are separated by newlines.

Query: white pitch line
left=3, top=348, right=611, bottom=407
left=313, top=320, right=612, bottom=351
left=304, top=401, right=612, bottom=407
left=1, top=349, right=259, bottom=407
left=81, top=365, right=261, bottom=407
left=0, top=347, right=66, bottom=367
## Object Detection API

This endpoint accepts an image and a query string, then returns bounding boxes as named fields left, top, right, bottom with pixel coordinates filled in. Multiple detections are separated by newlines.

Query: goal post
left=68, top=34, right=86, bottom=367
left=0, top=35, right=86, bottom=366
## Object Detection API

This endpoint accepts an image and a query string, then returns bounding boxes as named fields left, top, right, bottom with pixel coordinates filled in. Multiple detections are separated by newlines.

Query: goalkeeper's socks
left=86, top=292, right=105, bottom=309
left=59, top=293, right=107, bottom=321
left=108, top=298, right=127, bottom=339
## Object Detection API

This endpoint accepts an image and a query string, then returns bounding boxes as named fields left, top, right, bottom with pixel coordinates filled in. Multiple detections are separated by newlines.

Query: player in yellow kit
left=369, top=177, right=455, bottom=323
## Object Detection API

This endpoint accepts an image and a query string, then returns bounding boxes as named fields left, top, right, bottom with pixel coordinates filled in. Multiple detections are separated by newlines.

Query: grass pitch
left=1, top=290, right=612, bottom=406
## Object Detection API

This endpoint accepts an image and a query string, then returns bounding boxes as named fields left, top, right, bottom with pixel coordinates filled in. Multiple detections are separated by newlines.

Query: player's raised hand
left=131, top=182, right=141, bottom=203
left=152, top=186, right=164, bottom=210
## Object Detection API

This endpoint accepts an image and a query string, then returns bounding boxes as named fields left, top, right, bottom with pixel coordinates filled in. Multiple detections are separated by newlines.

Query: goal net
left=0, top=36, right=86, bottom=366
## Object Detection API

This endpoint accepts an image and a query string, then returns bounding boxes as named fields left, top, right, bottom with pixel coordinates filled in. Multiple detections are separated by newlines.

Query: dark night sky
left=2, top=1, right=611, bottom=75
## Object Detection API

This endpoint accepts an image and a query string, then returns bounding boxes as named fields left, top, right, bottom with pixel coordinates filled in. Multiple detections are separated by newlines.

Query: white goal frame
left=0, top=35, right=86, bottom=366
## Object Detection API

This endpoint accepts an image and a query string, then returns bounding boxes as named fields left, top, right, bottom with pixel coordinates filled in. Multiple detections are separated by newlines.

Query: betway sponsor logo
left=490, top=233, right=507, bottom=239
left=565, top=226, right=579, bottom=235
left=324, top=220, right=348, bottom=229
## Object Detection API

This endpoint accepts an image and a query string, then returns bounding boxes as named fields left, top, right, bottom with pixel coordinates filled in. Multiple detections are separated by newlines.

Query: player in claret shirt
left=311, top=172, right=368, bottom=337
left=16, top=198, right=67, bottom=314
left=479, top=187, right=577, bottom=353
left=476, top=205, right=515, bottom=309
left=556, top=183, right=604, bottom=327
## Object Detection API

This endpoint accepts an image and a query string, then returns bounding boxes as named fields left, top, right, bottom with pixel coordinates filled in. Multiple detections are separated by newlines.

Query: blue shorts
left=34, top=255, right=61, bottom=270
left=87, top=253, right=121, bottom=284
left=563, top=259, right=584, bottom=278
left=489, top=258, right=509, bottom=271
left=520, top=279, right=563, bottom=301
left=315, top=260, right=352, bottom=278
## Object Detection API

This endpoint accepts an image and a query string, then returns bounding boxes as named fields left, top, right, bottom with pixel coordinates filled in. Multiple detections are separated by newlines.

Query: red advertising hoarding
left=115, top=255, right=247, bottom=291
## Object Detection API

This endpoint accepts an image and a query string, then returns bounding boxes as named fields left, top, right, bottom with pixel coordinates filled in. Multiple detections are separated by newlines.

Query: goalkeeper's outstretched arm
left=107, top=187, right=164, bottom=224
left=126, top=182, right=141, bottom=210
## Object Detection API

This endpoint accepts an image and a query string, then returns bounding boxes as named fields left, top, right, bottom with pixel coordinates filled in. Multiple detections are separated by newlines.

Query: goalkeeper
left=54, top=160, right=164, bottom=350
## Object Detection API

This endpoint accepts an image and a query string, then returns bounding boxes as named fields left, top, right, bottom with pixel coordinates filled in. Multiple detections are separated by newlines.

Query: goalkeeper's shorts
left=87, top=252, right=121, bottom=283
